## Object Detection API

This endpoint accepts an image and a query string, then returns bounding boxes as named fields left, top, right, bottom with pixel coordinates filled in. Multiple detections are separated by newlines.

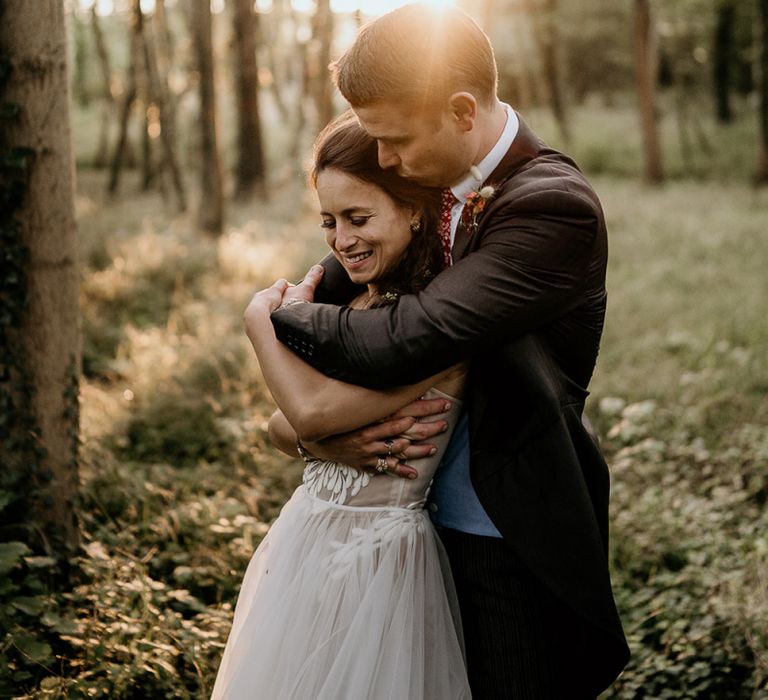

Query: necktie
left=438, top=188, right=457, bottom=268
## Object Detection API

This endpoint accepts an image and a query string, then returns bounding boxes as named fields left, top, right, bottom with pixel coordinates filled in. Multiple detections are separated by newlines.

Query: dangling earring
left=410, top=218, right=421, bottom=233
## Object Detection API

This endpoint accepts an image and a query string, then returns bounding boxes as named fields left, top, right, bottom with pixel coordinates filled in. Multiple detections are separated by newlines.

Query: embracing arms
left=271, top=184, right=606, bottom=388
left=244, top=279, right=450, bottom=443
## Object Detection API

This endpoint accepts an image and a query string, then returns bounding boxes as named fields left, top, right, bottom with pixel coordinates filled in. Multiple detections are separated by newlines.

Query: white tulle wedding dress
left=211, top=389, right=471, bottom=699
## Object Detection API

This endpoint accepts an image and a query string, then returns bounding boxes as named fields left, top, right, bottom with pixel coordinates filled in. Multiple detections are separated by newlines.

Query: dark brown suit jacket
left=271, top=116, right=630, bottom=692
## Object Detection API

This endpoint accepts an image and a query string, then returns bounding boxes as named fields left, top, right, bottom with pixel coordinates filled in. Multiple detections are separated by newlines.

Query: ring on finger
left=383, top=439, right=394, bottom=456
left=375, top=456, right=388, bottom=474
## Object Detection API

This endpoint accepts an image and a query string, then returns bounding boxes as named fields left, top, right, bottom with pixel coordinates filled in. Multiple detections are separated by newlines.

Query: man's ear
left=448, top=92, right=477, bottom=131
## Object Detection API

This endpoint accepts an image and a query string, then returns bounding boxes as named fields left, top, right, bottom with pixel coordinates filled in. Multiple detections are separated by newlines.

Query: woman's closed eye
left=349, top=215, right=372, bottom=227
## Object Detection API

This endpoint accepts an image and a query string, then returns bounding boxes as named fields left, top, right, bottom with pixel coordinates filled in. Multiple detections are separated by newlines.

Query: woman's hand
left=244, top=278, right=290, bottom=337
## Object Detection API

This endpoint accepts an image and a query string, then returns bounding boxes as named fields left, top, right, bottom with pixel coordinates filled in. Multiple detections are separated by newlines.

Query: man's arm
left=311, top=252, right=364, bottom=305
left=272, top=188, right=602, bottom=388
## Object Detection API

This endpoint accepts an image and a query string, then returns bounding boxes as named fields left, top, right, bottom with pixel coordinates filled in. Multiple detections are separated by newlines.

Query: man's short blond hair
left=332, top=3, right=498, bottom=112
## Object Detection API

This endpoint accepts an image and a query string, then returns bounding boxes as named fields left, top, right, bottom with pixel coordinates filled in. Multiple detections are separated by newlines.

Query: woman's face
left=316, top=168, right=416, bottom=287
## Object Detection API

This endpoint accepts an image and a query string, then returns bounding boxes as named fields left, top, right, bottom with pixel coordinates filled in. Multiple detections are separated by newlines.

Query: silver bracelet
left=277, top=297, right=310, bottom=311
left=296, top=439, right=316, bottom=463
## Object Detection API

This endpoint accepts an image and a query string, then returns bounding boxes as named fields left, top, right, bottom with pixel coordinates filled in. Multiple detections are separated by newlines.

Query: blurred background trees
left=61, top=0, right=768, bottom=212
left=1, top=0, right=767, bottom=696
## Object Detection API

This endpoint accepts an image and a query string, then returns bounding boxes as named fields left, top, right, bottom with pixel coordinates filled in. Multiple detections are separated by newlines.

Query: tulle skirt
left=211, top=486, right=471, bottom=699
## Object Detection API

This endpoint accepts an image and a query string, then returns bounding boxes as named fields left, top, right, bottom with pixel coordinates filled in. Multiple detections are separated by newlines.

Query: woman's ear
left=448, top=92, right=477, bottom=131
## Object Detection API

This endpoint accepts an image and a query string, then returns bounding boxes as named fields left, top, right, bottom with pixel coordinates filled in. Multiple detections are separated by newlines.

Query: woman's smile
left=316, top=168, right=416, bottom=289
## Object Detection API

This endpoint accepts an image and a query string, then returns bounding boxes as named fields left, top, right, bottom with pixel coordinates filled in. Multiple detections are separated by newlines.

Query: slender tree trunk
left=633, top=0, right=664, bottom=184
left=1, top=1, right=80, bottom=556
left=141, top=1, right=187, bottom=211
left=756, top=0, right=768, bottom=183
left=524, top=0, right=569, bottom=142
left=232, top=0, right=267, bottom=199
left=91, top=3, right=115, bottom=168
left=539, top=0, right=569, bottom=142
left=311, top=0, right=334, bottom=129
left=713, top=0, right=735, bottom=123
left=191, top=0, right=224, bottom=233
left=108, top=8, right=140, bottom=195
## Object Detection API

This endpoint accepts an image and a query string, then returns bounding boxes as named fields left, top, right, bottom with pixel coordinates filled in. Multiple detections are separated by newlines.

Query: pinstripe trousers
left=438, top=528, right=599, bottom=700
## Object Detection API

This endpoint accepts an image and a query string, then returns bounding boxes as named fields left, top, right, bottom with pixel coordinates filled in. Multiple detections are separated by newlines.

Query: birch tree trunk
left=0, top=0, right=80, bottom=555
left=633, top=0, right=664, bottom=184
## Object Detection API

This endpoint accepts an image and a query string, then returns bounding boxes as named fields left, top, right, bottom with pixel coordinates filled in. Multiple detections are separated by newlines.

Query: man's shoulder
left=487, top=143, right=601, bottom=217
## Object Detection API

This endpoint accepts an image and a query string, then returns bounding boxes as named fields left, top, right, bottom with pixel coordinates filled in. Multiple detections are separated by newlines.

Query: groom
left=270, top=4, right=629, bottom=697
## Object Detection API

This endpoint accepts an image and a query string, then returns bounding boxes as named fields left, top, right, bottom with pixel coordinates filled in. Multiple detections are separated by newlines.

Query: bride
left=211, top=115, right=471, bottom=700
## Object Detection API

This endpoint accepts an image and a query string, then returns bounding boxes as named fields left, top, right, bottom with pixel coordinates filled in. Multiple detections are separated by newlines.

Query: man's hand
left=302, top=396, right=451, bottom=479
left=279, top=264, right=325, bottom=306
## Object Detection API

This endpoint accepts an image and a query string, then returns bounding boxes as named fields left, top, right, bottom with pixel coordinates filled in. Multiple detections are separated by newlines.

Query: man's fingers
left=400, top=442, right=438, bottom=460
left=400, top=419, right=448, bottom=442
left=271, top=278, right=290, bottom=296
left=361, top=416, right=415, bottom=443
left=389, top=397, right=452, bottom=420
left=369, top=455, right=417, bottom=480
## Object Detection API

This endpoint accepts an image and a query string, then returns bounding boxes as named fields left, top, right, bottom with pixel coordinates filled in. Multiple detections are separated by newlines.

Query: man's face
left=354, top=100, right=472, bottom=187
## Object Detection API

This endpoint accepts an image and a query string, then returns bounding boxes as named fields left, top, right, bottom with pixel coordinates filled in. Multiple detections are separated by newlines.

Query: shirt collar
left=450, top=103, right=519, bottom=203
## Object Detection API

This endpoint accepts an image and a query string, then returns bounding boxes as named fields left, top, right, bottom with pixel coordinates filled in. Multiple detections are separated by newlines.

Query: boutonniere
left=461, top=184, right=496, bottom=237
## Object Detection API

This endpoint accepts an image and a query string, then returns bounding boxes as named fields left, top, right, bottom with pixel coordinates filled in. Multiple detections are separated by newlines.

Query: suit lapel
left=451, top=114, right=543, bottom=263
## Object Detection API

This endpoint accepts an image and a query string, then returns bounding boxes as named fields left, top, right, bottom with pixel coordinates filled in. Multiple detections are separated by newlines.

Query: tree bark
left=633, top=0, right=664, bottom=184
left=231, top=0, right=267, bottom=200
left=756, top=0, right=768, bottom=183
left=191, top=0, right=224, bottom=234
left=1, top=1, right=80, bottom=556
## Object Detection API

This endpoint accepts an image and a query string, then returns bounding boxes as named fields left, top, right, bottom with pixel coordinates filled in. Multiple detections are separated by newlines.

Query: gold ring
left=383, top=439, right=394, bottom=456
left=375, top=456, right=388, bottom=473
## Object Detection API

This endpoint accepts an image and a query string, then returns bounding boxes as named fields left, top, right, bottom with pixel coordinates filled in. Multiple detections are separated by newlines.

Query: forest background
left=1, top=0, right=767, bottom=697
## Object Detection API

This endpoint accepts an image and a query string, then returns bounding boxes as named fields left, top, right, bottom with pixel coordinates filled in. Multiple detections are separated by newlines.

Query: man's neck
left=473, top=100, right=509, bottom=165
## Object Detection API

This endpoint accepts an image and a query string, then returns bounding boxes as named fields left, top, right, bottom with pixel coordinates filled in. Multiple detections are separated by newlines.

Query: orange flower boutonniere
left=461, top=184, right=496, bottom=237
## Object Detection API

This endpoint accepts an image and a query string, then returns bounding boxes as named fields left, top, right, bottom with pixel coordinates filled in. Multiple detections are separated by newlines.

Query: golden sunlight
left=329, top=0, right=454, bottom=15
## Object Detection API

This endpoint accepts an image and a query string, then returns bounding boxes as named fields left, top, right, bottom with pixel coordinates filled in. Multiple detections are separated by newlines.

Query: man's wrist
left=277, top=297, right=310, bottom=311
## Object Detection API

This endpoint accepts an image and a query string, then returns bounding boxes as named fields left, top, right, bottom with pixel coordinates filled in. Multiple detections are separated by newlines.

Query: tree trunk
left=108, top=8, right=140, bottom=195
left=633, top=0, right=664, bottom=184
left=191, top=0, right=224, bottom=234
left=91, top=3, right=115, bottom=168
left=524, top=0, right=569, bottom=142
left=311, top=0, right=334, bottom=129
left=756, top=0, right=768, bottom=183
left=0, top=1, right=80, bottom=556
left=140, top=0, right=187, bottom=211
left=232, top=0, right=267, bottom=200
left=713, top=0, right=735, bottom=123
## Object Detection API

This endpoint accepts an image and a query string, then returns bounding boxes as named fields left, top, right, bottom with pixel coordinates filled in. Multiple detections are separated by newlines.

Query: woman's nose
left=334, top=224, right=357, bottom=250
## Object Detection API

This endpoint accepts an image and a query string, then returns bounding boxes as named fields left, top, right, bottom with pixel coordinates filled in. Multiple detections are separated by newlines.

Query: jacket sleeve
left=271, top=188, right=601, bottom=389
left=311, top=252, right=364, bottom=305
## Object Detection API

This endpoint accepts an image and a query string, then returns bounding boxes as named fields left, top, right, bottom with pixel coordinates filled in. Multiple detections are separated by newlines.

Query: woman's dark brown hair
left=310, top=112, right=443, bottom=302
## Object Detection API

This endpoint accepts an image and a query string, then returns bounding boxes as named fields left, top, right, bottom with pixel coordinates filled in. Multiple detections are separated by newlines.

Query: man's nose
left=377, top=141, right=400, bottom=169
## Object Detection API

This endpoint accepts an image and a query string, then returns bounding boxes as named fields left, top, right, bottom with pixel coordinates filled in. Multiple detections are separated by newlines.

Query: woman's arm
left=267, top=409, right=300, bottom=457
left=245, top=281, right=448, bottom=443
